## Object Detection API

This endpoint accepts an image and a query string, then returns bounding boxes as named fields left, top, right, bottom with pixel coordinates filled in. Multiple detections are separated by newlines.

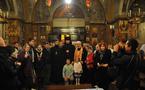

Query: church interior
left=0, top=0, right=145, bottom=90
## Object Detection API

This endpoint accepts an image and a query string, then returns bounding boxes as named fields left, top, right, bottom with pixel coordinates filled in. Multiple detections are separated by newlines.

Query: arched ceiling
left=1, top=0, right=144, bottom=23
left=51, top=0, right=106, bottom=23
left=53, top=4, right=85, bottom=18
left=49, top=0, right=88, bottom=21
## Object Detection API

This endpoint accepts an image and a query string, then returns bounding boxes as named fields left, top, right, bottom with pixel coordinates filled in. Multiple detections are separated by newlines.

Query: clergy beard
left=77, top=48, right=81, bottom=51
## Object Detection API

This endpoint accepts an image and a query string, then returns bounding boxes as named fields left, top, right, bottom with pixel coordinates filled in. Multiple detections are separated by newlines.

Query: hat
left=76, top=41, right=81, bottom=44
left=65, top=37, right=71, bottom=40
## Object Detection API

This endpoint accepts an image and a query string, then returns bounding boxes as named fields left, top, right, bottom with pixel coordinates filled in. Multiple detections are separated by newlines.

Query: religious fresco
left=88, top=0, right=106, bottom=23
left=118, top=20, right=128, bottom=33
left=128, top=23, right=138, bottom=38
left=33, top=0, right=50, bottom=23
left=117, top=19, right=138, bottom=40
left=6, top=21, right=20, bottom=43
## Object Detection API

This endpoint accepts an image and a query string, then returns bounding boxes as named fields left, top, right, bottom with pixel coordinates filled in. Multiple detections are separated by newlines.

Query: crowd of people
left=0, top=36, right=145, bottom=90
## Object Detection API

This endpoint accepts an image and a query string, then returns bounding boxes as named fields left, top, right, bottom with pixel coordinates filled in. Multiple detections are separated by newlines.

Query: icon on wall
left=119, top=20, right=129, bottom=33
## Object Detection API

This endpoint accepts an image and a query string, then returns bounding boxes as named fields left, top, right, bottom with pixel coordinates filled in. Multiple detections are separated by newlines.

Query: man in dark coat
left=28, top=38, right=38, bottom=64
left=112, top=38, right=139, bottom=90
left=62, top=37, right=75, bottom=62
left=50, top=40, right=65, bottom=84
left=0, top=37, right=19, bottom=89
left=41, top=42, right=51, bottom=85
left=28, top=38, right=37, bottom=87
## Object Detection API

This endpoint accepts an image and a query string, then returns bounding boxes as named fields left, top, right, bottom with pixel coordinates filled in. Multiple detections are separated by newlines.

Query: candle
left=138, top=8, right=141, bottom=15
left=6, top=11, right=9, bottom=18
left=110, top=25, right=112, bottom=29
left=0, top=9, right=2, bottom=16
left=129, top=10, right=131, bottom=17
left=3, top=12, right=5, bottom=18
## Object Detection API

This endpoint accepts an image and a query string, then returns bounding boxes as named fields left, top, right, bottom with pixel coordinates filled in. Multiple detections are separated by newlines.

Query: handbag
left=87, top=63, right=94, bottom=69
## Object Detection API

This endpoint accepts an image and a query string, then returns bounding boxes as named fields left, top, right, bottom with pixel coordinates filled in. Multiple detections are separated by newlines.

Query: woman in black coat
left=94, top=42, right=112, bottom=90
left=18, top=44, right=36, bottom=90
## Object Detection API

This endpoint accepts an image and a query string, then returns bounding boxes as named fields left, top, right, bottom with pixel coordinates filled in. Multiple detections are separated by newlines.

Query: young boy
left=62, top=59, right=74, bottom=85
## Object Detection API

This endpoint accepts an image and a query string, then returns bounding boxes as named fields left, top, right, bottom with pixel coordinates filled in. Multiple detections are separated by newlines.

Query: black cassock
left=62, top=44, right=75, bottom=62
left=50, top=45, right=65, bottom=84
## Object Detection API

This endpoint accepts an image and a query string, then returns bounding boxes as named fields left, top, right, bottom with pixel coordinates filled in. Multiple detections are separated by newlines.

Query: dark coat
left=41, top=48, right=51, bottom=65
left=113, top=52, right=139, bottom=90
left=51, top=45, right=65, bottom=65
left=80, top=47, right=89, bottom=83
left=62, top=44, right=75, bottom=61
left=0, top=46, right=19, bottom=89
left=18, top=51, right=35, bottom=88
left=28, top=47, right=38, bottom=70
left=50, top=45, right=65, bottom=84
left=94, top=49, right=112, bottom=69
left=40, top=48, right=51, bottom=85
left=94, top=49, right=112, bottom=89
left=82, top=48, right=88, bottom=62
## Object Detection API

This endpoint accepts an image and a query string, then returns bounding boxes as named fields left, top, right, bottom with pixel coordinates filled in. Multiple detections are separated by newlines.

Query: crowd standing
left=0, top=36, right=145, bottom=90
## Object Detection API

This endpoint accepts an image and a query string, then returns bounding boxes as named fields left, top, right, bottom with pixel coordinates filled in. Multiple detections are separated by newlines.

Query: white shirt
left=74, top=62, right=82, bottom=73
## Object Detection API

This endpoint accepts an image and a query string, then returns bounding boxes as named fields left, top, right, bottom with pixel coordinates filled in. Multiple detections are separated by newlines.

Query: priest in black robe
left=62, top=37, right=75, bottom=62
left=50, top=40, right=65, bottom=84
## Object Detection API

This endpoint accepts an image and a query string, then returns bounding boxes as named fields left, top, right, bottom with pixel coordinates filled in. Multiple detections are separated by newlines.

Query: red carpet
left=44, top=84, right=92, bottom=90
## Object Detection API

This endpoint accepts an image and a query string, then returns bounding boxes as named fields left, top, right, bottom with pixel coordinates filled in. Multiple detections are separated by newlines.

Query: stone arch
left=49, top=1, right=88, bottom=21
left=53, top=4, right=85, bottom=18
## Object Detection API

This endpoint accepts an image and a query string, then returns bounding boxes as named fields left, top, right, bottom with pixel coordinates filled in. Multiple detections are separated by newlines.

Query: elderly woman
left=84, top=45, right=94, bottom=84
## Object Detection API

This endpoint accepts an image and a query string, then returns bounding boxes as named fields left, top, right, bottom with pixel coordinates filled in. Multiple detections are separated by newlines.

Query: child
left=62, top=59, right=74, bottom=85
left=74, top=58, right=83, bottom=85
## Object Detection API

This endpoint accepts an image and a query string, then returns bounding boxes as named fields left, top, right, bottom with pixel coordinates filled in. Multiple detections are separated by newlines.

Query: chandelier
left=127, top=1, right=145, bottom=24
